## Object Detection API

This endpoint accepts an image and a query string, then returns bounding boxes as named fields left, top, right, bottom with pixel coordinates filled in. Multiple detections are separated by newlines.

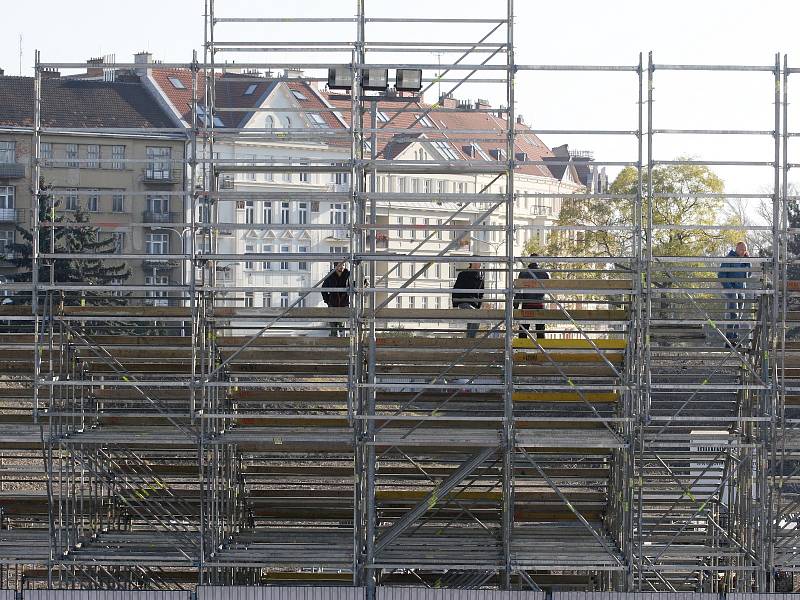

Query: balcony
left=0, top=208, right=19, bottom=222
left=142, top=257, right=178, bottom=271
left=0, top=163, right=25, bottom=178
left=143, top=168, right=179, bottom=184
left=143, top=211, right=176, bottom=224
left=1, top=251, right=17, bottom=262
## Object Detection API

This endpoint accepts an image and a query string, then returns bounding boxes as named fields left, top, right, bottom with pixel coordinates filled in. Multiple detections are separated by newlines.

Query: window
left=410, top=217, right=417, bottom=239
left=409, top=295, right=415, bottom=309
left=422, top=296, right=428, bottom=310
left=40, top=142, right=53, bottom=166
left=146, top=147, right=171, bottom=180
left=261, top=244, right=272, bottom=270
left=147, top=195, right=169, bottom=214
left=0, top=230, right=13, bottom=256
left=438, top=180, right=448, bottom=194
left=308, top=113, right=328, bottom=128
left=66, top=144, right=79, bottom=168
left=86, top=145, right=100, bottom=168
left=263, top=292, right=272, bottom=307
left=424, top=179, right=433, bottom=194
left=285, top=116, right=293, bottom=129
left=244, top=292, right=254, bottom=307
left=432, top=140, right=458, bottom=160
left=243, top=83, right=258, bottom=96
left=0, top=186, right=14, bottom=212
left=168, top=76, right=185, bottom=89
left=298, top=202, right=308, bottom=225
left=244, top=200, right=254, bottom=224
left=112, top=191, right=125, bottom=213
left=266, top=115, right=275, bottom=130
left=111, top=145, right=125, bottom=169
left=298, top=245, right=308, bottom=270
left=196, top=104, right=224, bottom=127
left=198, top=201, right=210, bottom=223
left=398, top=177, right=407, bottom=193
left=281, top=201, right=290, bottom=224
left=283, top=157, right=292, bottom=182
left=65, top=188, right=78, bottom=211
left=291, top=89, right=308, bottom=101
left=0, top=141, right=15, bottom=163
left=436, top=296, right=442, bottom=309
left=86, top=189, right=99, bottom=212
left=245, top=244, right=255, bottom=269
left=437, top=219, right=443, bottom=240
left=412, top=178, right=420, bottom=193
left=111, top=232, right=126, bottom=254
left=280, top=245, right=290, bottom=270
left=246, top=154, right=257, bottom=181
left=299, top=163, right=310, bottom=183
left=145, top=275, right=169, bottom=307
left=435, top=263, right=441, bottom=278
left=265, top=155, right=274, bottom=181
left=334, top=167, right=349, bottom=185
left=280, top=292, right=289, bottom=307
left=262, top=201, right=272, bottom=224
left=376, top=110, right=389, bottom=123
left=330, top=203, right=347, bottom=225
left=419, top=115, right=434, bottom=127
left=145, top=233, right=169, bottom=255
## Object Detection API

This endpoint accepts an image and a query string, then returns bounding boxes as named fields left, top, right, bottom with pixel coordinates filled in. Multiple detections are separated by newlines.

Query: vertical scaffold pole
left=502, top=0, right=516, bottom=589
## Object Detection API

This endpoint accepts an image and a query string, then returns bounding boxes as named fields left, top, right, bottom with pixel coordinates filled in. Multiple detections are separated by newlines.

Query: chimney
left=134, top=51, right=153, bottom=77
left=41, top=68, right=61, bottom=79
left=516, top=115, right=524, bottom=125
left=475, top=98, right=492, bottom=111
left=283, top=68, right=304, bottom=79
left=87, top=56, right=105, bottom=77
left=438, top=93, right=457, bottom=109
left=0, top=67, right=4, bottom=76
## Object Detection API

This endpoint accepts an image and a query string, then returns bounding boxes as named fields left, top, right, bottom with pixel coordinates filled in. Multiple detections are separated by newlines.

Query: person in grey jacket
left=452, top=262, right=485, bottom=338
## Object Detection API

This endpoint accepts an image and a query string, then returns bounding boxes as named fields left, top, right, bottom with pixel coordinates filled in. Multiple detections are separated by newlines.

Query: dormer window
left=243, top=83, right=258, bottom=96
left=168, top=77, right=185, bottom=89
left=419, top=115, right=434, bottom=127
left=308, top=113, right=328, bottom=128
left=291, top=89, right=308, bottom=101
left=376, top=111, right=389, bottom=123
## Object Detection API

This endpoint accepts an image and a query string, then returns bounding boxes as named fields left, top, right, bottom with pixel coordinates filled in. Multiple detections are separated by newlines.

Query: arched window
left=285, top=116, right=292, bottom=129
left=266, top=115, right=274, bottom=130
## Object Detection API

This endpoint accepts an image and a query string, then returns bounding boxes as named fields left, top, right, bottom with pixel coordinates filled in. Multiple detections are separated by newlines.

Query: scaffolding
left=0, top=0, right=799, bottom=595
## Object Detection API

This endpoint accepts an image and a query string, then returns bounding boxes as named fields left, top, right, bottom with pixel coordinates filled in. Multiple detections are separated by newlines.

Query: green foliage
left=8, top=179, right=131, bottom=306
left=533, top=160, right=741, bottom=260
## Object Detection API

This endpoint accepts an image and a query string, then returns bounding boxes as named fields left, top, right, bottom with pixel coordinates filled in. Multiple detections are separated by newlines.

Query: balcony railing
left=143, top=211, right=176, bottom=223
left=0, top=163, right=25, bottom=178
left=0, top=208, right=18, bottom=222
left=143, top=168, right=179, bottom=183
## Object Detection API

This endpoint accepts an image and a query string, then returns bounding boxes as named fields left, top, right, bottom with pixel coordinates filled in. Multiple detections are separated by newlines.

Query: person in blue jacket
left=717, top=241, right=750, bottom=342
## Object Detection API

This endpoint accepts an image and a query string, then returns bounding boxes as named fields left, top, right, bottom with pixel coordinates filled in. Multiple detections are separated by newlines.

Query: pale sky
left=3, top=0, right=800, bottom=207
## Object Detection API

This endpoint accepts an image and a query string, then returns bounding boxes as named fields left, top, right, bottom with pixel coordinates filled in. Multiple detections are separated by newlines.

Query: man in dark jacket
left=322, top=262, right=350, bottom=337
left=452, top=262, right=484, bottom=338
left=514, top=255, right=549, bottom=339
left=717, top=241, right=750, bottom=342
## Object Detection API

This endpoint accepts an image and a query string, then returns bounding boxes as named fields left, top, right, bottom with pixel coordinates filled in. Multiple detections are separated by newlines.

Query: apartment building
left=0, top=72, right=186, bottom=305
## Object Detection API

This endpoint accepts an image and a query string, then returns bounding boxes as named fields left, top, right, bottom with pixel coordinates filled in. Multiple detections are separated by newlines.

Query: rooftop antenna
left=19, top=34, right=23, bottom=75
left=435, top=52, right=442, bottom=99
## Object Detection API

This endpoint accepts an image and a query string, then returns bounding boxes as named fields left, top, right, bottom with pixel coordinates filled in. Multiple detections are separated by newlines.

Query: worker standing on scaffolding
left=717, top=241, right=750, bottom=344
left=322, top=261, right=350, bottom=337
left=514, top=254, right=550, bottom=340
left=452, top=262, right=485, bottom=338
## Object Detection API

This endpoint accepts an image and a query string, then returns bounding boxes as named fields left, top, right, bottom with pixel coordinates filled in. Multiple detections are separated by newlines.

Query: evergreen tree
left=8, top=179, right=131, bottom=306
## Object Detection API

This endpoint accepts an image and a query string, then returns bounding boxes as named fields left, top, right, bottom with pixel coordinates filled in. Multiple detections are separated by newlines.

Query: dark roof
left=0, top=76, right=177, bottom=128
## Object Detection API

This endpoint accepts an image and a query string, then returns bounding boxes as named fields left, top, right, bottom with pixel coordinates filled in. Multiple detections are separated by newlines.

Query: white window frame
left=262, top=201, right=272, bottom=224
left=281, top=201, right=291, bottom=225
left=87, top=189, right=100, bottom=212
left=86, top=144, right=100, bottom=169
left=65, top=143, right=79, bottom=168
left=111, top=145, right=125, bottom=170
left=145, top=233, right=169, bottom=255
left=146, top=146, right=172, bottom=180
left=0, top=141, right=15, bottom=163
left=112, top=191, right=125, bottom=213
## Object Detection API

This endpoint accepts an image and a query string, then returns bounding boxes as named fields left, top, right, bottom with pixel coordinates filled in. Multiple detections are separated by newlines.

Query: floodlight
left=328, top=67, right=353, bottom=90
left=395, top=68, right=423, bottom=92
left=361, top=68, right=389, bottom=91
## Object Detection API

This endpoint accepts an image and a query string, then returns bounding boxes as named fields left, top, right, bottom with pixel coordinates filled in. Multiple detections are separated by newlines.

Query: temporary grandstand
left=2, top=0, right=800, bottom=597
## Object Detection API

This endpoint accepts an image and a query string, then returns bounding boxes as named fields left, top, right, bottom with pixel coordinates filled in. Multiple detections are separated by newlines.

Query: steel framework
left=1, top=0, right=800, bottom=595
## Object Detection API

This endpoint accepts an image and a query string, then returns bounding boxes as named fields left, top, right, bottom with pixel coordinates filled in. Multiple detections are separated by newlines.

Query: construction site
left=2, top=1, right=800, bottom=598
